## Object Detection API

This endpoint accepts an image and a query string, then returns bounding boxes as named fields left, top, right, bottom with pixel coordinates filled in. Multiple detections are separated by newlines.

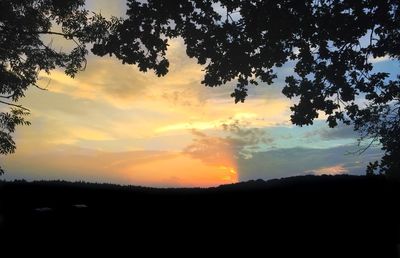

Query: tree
left=0, top=0, right=121, bottom=173
left=1, top=0, right=399, bottom=177
left=92, top=0, right=399, bottom=177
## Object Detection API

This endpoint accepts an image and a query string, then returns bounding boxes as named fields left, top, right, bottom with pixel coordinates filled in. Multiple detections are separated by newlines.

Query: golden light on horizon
left=218, top=166, right=239, bottom=183
left=120, top=153, right=238, bottom=187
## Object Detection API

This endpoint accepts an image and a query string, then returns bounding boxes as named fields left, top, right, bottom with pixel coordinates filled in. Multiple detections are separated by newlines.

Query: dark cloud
left=222, top=119, right=274, bottom=157
left=161, top=89, right=205, bottom=107
left=184, top=120, right=275, bottom=165
left=304, top=123, right=358, bottom=140
left=183, top=130, right=234, bottom=165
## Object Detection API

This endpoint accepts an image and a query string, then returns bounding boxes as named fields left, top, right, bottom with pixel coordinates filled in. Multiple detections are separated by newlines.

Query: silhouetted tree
left=0, top=109, right=30, bottom=174
left=93, top=0, right=399, bottom=177
left=1, top=0, right=399, bottom=177
left=0, top=0, right=119, bottom=173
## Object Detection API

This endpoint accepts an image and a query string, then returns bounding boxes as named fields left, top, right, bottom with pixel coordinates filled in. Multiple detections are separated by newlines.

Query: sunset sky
left=2, top=0, right=396, bottom=187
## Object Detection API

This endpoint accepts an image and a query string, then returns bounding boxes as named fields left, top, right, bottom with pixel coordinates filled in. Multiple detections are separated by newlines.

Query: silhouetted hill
left=1, top=175, right=399, bottom=257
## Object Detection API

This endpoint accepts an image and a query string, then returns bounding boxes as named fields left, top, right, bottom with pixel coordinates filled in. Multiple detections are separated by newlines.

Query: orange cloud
left=184, top=130, right=235, bottom=165
left=307, top=164, right=348, bottom=175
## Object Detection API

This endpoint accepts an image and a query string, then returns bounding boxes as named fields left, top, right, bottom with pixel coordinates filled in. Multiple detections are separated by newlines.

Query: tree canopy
left=1, top=0, right=399, bottom=177
left=0, top=0, right=115, bottom=173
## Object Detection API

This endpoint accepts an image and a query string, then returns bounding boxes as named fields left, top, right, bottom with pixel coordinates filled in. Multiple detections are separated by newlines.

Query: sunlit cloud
left=155, top=121, right=218, bottom=133
left=4, top=3, right=385, bottom=187
left=49, top=126, right=115, bottom=145
left=306, top=164, right=349, bottom=176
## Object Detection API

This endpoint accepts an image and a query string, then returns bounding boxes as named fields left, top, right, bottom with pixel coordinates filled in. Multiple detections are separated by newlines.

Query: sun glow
left=218, top=166, right=239, bottom=182
left=119, top=153, right=238, bottom=187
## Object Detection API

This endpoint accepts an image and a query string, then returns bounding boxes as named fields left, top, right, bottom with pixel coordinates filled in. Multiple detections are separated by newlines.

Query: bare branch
left=35, top=31, right=73, bottom=38
left=35, top=31, right=86, bottom=54
left=33, top=82, right=49, bottom=91
left=346, top=134, right=380, bottom=156
left=0, top=100, right=30, bottom=111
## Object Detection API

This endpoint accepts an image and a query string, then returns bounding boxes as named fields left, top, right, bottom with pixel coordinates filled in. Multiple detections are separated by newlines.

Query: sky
left=1, top=0, right=396, bottom=187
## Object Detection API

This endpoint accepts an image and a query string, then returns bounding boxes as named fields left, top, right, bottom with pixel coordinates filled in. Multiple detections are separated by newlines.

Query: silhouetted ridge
left=1, top=175, right=399, bottom=257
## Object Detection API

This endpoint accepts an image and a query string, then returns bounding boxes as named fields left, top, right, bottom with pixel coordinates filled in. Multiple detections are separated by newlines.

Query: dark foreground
left=1, top=175, right=399, bottom=257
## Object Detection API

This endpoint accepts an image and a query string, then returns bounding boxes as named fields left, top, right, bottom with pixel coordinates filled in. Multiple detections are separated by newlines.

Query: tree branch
left=35, top=31, right=86, bottom=53
left=346, top=135, right=379, bottom=156
left=0, top=94, right=14, bottom=99
left=35, top=31, right=74, bottom=38
left=33, top=82, right=49, bottom=91
left=0, top=100, right=30, bottom=111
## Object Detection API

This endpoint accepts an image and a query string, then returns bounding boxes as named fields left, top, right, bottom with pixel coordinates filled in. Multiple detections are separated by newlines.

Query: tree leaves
left=0, top=108, right=30, bottom=174
left=1, top=0, right=399, bottom=177
left=104, top=0, right=399, bottom=176
left=0, top=0, right=96, bottom=171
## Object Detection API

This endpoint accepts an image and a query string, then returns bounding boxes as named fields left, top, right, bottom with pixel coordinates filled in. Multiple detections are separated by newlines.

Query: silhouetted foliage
left=95, top=0, right=399, bottom=176
left=0, top=109, right=30, bottom=174
left=1, top=0, right=399, bottom=176
left=0, top=0, right=117, bottom=171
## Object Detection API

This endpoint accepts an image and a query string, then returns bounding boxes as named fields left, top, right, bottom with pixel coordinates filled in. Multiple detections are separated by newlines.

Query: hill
left=1, top=175, right=399, bottom=257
